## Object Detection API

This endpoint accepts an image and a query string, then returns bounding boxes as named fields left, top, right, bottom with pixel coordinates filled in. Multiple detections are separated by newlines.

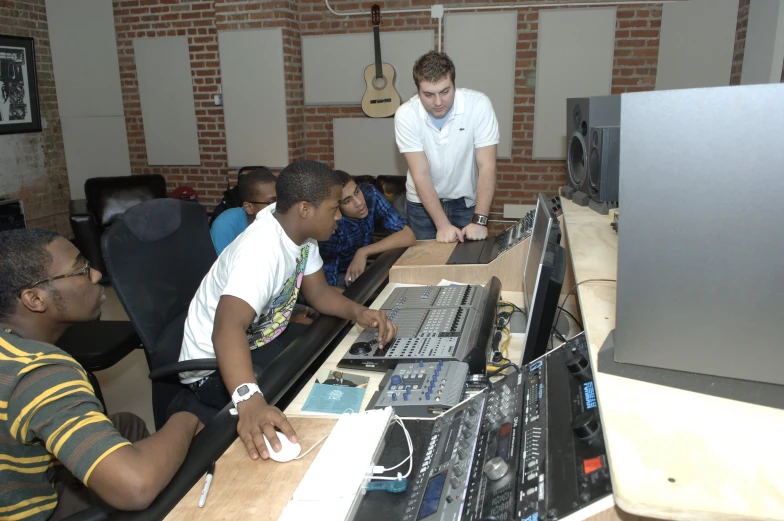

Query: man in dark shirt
left=319, top=171, right=416, bottom=288
left=0, top=229, right=201, bottom=521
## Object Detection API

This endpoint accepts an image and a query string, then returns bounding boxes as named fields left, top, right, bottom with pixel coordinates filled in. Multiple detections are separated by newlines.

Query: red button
left=583, top=457, right=603, bottom=475
left=499, top=423, right=511, bottom=437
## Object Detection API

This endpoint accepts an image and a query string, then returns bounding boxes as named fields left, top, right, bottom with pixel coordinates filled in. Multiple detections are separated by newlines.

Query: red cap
left=171, top=185, right=198, bottom=202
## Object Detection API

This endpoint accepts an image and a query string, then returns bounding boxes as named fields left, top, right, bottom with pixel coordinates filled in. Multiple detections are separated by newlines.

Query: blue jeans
left=406, top=198, right=475, bottom=240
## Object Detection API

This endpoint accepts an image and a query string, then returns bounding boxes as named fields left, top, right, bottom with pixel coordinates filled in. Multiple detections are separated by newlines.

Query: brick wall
left=730, top=0, right=749, bottom=85
left=299, top=0, right=661, bottom=215
left=0, top=0, right=71, bottom=235
left=113, top=0, right=304, bottom=207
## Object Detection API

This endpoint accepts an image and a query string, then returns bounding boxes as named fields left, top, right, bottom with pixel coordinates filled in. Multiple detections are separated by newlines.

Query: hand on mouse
left=236, top=393, right=298, bottom=461
left=353, top=308, right=397, bottom=348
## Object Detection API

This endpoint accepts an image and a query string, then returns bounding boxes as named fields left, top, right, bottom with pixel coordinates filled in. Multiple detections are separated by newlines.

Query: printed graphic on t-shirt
left=247, top=245, right=311, bottom=348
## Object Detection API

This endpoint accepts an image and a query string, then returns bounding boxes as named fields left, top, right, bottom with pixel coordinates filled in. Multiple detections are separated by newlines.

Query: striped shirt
left=0, top=330, right=131, bottom=521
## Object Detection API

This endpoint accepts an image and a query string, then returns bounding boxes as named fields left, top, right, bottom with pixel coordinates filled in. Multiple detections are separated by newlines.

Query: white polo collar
left=416, top=88, right=465, bottom=120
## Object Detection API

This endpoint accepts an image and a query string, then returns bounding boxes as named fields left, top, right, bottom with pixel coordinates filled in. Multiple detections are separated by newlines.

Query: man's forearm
left=415, top=181, right=451, bottom=230
left=474, top=164, right=497, bottom=216
left=308, top=288, right=364, bottom=321
left=359, top=226, right=416, bottom=258
left=214, top=326, right=259, bottom=397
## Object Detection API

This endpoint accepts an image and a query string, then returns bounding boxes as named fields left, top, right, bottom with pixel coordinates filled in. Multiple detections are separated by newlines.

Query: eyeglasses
left=247, top=198, right=276, bottom=205
left=18, top=260, right=92, bottom=297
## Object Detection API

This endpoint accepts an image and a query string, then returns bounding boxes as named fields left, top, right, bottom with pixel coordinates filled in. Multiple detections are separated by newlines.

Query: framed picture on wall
left=0, top=35, right=41, bottom=135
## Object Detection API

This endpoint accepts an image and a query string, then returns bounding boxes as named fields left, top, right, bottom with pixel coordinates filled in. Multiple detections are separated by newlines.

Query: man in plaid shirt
left=319, top=171, right=416, bottom=288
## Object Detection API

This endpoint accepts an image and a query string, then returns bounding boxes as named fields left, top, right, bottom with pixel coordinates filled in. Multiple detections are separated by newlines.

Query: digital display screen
left=418, top=473, right=447, bottom=520
left=582, top=382, right=597, bottom=410
left=438, top=411, right=463, bottom=467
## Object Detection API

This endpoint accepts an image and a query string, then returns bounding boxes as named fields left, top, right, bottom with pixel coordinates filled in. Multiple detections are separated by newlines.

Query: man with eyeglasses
left=0, top=229, right=202, bottom=520
left=210, top=168, right=277, bottom=255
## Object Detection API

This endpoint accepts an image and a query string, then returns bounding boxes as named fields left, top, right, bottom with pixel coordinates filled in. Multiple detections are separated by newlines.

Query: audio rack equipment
left=338, top=278, right=502, bottom=374
left=349, top=332, right=611, bottom=521
left=367, top=361, right=470, bottom=417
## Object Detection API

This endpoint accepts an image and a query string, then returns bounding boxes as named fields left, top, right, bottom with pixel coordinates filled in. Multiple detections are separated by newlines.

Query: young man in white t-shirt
left=394, top=51, right=500, bottom=243
left=178, top=160, right=397, bottom=461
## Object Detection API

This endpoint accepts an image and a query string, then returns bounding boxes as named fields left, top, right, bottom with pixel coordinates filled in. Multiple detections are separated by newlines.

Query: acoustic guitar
left=361, top=5, right=401, bottom=118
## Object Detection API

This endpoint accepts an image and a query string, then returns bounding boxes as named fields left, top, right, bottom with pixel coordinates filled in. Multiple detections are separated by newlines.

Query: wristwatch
left=471, top=214, right=488, bottom=226
left=232, top=383, right=262, bottom=407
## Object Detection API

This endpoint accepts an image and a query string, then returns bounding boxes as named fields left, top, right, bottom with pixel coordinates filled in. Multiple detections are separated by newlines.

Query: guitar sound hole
left=372, top=76, right=388, bottom=90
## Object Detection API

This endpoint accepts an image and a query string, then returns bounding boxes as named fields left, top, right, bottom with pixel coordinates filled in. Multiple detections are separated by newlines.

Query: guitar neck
left=373, top=26, right=382, bottom=79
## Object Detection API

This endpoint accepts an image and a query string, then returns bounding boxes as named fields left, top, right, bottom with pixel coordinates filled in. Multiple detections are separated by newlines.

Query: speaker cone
left=567, top=132, right=587, bottom=188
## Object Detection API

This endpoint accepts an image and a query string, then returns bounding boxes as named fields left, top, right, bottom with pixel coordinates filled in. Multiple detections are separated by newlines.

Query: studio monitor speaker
left=588, top=126, right=620, bottom=203
left=566, top=98, right=589, bottom=192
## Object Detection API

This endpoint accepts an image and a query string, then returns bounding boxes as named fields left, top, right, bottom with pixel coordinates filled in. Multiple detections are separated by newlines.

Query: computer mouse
left=350, top=341, right=372, bottom=355
left=263, top=431, right=301, bottom=463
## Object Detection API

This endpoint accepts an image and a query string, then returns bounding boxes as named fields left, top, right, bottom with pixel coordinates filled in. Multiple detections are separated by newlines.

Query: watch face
left=237, top=384, right=249, bottom=396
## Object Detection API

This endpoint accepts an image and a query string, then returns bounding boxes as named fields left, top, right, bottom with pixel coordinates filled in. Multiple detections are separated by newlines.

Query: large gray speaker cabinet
left=565, top=96, right=620, bottom=207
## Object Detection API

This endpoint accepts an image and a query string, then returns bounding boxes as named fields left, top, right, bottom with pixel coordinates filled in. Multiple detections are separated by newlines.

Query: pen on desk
left=198, top=462, right=215, bottom=508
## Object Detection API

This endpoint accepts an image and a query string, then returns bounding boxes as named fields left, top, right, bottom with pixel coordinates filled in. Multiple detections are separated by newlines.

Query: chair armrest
left=148, top=359, right=219, bottom=381
left=62, top=506, right=111, bottom=521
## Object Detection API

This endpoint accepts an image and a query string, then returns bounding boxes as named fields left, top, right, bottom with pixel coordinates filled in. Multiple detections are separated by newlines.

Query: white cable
left=294, top=434, right=330, bottom=460
left=367, top=416, right=414, bottom=480
left=325, top=0, right=686, bottom=18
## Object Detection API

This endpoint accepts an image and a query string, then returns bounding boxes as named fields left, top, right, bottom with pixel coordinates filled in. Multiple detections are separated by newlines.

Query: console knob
left=391, top=375, right=402, bottom=386
left=349, top=341, right=373, bottom=355
left=483, top=457, right=509, bottom=481
left=572, top=413, right=600, bottom=441
left=453, top=463, right=465, bottom=477
left=457, top=449, right=468, bottom=460
left=566, top=354, right=590, bottom=375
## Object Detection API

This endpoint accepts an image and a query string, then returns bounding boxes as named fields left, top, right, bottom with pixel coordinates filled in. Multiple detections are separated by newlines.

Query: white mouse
left=263, top=431, right=301, bottom=462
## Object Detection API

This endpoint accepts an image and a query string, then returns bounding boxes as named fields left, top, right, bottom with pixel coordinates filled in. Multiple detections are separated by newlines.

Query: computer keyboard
left=278, top=407, right=396, bottom=521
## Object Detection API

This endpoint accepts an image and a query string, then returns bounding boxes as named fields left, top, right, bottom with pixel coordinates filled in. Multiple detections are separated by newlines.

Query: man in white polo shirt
left=394, top=51, right=499, bottom=243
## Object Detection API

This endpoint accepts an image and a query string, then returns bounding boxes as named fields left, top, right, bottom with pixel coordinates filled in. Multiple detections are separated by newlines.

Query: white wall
left=742, top=0, right=784, bottom=84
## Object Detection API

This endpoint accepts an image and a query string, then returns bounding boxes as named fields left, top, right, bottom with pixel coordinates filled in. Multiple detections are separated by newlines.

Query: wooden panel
left=333, top=118, right=408, bottom=176
left=655, top=0, right=738, bottom=90
left=445, top=12, right=517, bottom=159
left=219, top=28, right=289, bottom=168
left=302, top=30, right=434, bottom=105
left=532, top=8, right=616, bottom=159
left=134, top=36, right=200, bottom=166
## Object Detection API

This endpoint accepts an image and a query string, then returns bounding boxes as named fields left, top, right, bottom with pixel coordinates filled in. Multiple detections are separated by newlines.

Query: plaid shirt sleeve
left=365, top=185, right=407, bottom=234
left=317, top=234, right=341, bottom=286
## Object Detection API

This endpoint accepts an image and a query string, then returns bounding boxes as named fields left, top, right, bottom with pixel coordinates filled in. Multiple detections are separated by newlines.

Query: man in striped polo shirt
left=0, top=229, right=202, bottom=521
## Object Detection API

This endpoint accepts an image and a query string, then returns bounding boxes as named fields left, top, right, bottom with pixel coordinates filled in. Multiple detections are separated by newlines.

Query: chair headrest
left=120, top=198, right=186, bottom=242
left=85, top=174, right=167, bottom=228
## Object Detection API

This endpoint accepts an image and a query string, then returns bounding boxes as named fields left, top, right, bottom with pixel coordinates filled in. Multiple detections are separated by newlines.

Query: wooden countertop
left=561, top=197, right=784, bottom=520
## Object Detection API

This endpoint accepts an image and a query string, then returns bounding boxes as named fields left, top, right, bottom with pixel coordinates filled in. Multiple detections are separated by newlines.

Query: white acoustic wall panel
left=445, top=12, right=517, bottom=159
left=133, top=37, right=200, bottom=165
left=219, top=29, right=289, bottom=168
left=656, top=0, right=739, bottom=90
left=533, top=8, right=616, bottom=159
left=46, top=0, right=124, bottom=118
left=303, top=31, right=434, bottom=105
left=62, top=117, right=132, bottom=200
left=333, top=118, right=408, bottom=177
left=741, top=0, right=784, bottom=85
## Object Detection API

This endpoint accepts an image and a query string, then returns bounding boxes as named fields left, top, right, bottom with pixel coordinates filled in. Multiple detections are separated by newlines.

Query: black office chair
left=101, top=199, right=223, bottom=429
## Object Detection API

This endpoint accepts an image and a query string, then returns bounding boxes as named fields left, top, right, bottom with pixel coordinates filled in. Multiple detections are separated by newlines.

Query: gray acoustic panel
left=741, top=0, right=784, bottom=85
left=219, top=28, right=289, bottom=168
left=302, top=30, right=434, bottom=105
left=533, top=8, right=616, bottom=159
left=133, top=37, right=200, bottom=166
left=45, top=0, right=124, bottom=118
left=615, top=84, right=784, bottom=385
left=656, top=0, right=738, bottom=90
left=445, top=12, right=517, bottom=159
left=333, top=118, right=408, bottom=177
left=61, top=116, right=132, bottom=200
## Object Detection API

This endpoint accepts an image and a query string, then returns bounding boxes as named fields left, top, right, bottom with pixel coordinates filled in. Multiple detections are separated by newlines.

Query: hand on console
left=236, top=393, right=298, bottom=461
left=353, top=308, right=397, bottom=349
left=436, top=225, right=465, bottom=244
left=462, top=223, right=488, bottom=241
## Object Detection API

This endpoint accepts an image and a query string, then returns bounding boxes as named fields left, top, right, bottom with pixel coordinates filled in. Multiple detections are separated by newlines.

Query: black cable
left=550, top=278, right=616, bottom=345
left=559, top=307, right=581, bottom=329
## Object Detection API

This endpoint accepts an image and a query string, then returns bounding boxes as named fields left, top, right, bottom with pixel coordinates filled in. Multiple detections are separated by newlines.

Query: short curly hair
left=275, top=160, right=342, bottom=214
left=238, top=168, right=276, bottom=203
left=413, top=51, right=456, bottom=89
left=0, top=229, right=59, bottom=319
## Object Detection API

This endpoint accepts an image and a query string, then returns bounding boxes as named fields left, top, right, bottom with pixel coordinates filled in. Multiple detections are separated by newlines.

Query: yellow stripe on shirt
left=0, top=461, right=54, bottom=473
left=45, top=412, right=102, bottom=453
left=17, top=354, right=87, bottom=375
left=18, top=384, right=95, bottom=441
left=0, top=453, right=52, bottom=464
left=0, top=336, right=41, bottom=358
left=11, top=381, right=94, bottom=439
left=83, top=440, right=132, bottom=484
left=3, top=500, right=58, bottom=521
left=0, top=493, right=58, bottom=513
left=52, top=414, right=114, bottom=455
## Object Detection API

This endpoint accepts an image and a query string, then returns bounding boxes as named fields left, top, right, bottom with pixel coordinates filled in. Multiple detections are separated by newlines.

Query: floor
left=96, top=286, right=156, bottom=431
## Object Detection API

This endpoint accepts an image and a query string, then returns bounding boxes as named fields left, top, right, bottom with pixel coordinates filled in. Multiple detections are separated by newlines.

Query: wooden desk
left=164, top=417, right=336, bottom=520
left=562, top=197, right=784, bottom=520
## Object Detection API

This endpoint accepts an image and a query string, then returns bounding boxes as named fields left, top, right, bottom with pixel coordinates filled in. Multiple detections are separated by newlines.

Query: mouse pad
left=598, top=330, right=784, bottom=410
